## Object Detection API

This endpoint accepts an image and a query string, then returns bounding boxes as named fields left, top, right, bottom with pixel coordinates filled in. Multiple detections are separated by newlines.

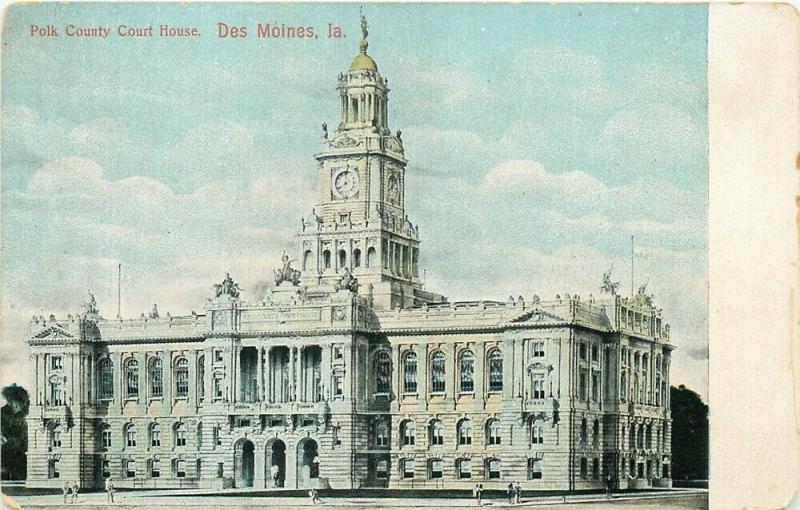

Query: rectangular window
left=488, top=460, right=501, bottom=479
left=592, top=458, right=600, bottom=479
left=51, top=430, right=61, bottom=448
left=176, top=429, right=187, bottom=447
left=591, top=345, right=599, bottom=362
left=591, top=372, right=599, bottom=402
left=532, top=375, right=545, bottom=400
left=531, top=424, right=544, bottom=445
left=580, top=458, right=588, bottom=479
left=403, top=356, right=417, bottom=393
left=103, top=430, right=112, bottom=448
left=579, top=343, right=587, bottom=361
left=127, top=429, right=136, bottom=447
left=196, top=459, right=202, bottom=478
left=51, top=356, right=63, bottom=370
left=176, top=370, right=189, bottom=398
left=334, top=375, right=343, bottom=397
left=50, top=383, right=63, bottom=406
left=213, top=426, right=221, bottom=446
left=214, top=349, right=224, bottom=363
left=214, top=376, right=223, bottom=399
left=579, top=370, right=588, bottom=401
left=528, top=459, right=543, bottom=480
left=376, top=460, right=388, bottom=480
left=176, top=460, right=186, bottom=478
left=126, top=460, right=136, bottom=478
left=49, top=459, right=60, bottom=479
left=403, top=459, right=415, bottom=479
left=151, top=459, right=160, bottom=478
left=217, top=462, right=224, bottom=478
left=431, top=427, right=443, bottom=446
left=533, top=342, right=545, bottom=358
left=151, top=429, right=160, bottom=447
left=458, top=459, right=472, bottom=479
left=429, top=459, right=443, bottom=479
left=334, top=346, right=344, bottom=360
left=102, top=460, right=110, bottom=479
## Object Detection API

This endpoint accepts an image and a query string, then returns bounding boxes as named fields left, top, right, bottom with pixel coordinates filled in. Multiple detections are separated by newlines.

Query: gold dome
left=350, top=52, right=377, bottom=71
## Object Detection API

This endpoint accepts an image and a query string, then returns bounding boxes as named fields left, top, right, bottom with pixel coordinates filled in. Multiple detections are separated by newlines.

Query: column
left=231, top=345, right=239, bottom=403
left=257, top=346, right=264, bottom=402
left=265, top=346, right=273, bottom=403
left=514, top=339, right=524, bottom=398
left=392, top=343, right=401, bottom=401
left=445, top=343, right=456, bottom=403
left=30, top=355, right=38, bottom=406
left=320, top=344, right=331, bottom=400
left=203, top=346, right=213, bottom=404
left=88, top=353, right=94, bottom=405
left=343, top=344, right=352, bottom=400
left=68, top=353, right=76, bottom=405
left=163, top=350, right=173, bottom=413
left=417, top=344, right=428, bottom=408
left=289, top=346, right=296, bottom=401
left=475, top=341, right=486, bottom=408
left=502, top=339, right=514, bottom=399
left=137, top=351, right=147, bottom=413
left=188, top=351, right=197, bottom=408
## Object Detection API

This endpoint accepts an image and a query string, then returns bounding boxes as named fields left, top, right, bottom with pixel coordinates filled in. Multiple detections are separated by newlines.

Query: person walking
left=71, top=481, right=80, bottom=504
left=62, top=481, right=70, bottom=505
left=507, top=482, right=514, bottom=504
left=606, top=474, right=614, bottom=498
left=514, top=482, right=522, bottom=504
left=105, top=477, right=115, bottom=504
left=477, top=483, right=484, bottom=506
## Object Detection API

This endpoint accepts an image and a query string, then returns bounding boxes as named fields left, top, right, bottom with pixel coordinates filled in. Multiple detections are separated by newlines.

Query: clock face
left=387, top=175, right=399, bottom=203
left=332, top=169, right=359, bottom=199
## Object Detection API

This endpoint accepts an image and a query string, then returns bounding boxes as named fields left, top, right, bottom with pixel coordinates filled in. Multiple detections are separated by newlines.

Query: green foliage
left=670, top=384, right=708, bottom=480
left=1, top=384, right=29, bottom=480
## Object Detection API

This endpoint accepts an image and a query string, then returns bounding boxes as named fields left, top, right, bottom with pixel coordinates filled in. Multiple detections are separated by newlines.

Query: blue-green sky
left=1, top=3, right=708, bottom=396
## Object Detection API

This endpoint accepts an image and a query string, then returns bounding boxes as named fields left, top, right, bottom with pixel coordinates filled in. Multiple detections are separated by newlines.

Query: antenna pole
left=630, top=235, right=634, bottom=296
left=117, top=262, right=121, bottom=319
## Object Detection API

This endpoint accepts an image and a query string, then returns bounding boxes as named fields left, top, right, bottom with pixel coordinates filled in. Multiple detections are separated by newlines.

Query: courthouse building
left=24, top=18, right=674, bottom=491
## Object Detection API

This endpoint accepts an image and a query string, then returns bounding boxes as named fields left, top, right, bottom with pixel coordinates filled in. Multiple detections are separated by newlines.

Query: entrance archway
left=297, top=438, right=319, bottom=488
left=234, top=439, right=255, bottom=488
left=266, top=439, right=286, bottom=488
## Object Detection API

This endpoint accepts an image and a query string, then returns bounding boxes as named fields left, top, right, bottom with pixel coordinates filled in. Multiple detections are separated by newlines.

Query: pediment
left=508, top=308, right=566, bottom=325
left=33, top=325, right=74, bottom=340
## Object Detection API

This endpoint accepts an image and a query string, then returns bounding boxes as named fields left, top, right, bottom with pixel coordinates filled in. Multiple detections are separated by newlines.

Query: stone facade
left=24, top=19, right=673, bottom=491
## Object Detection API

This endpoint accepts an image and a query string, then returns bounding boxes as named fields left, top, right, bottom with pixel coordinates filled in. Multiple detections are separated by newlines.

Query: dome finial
left=359, top=7, right=369, bottom=54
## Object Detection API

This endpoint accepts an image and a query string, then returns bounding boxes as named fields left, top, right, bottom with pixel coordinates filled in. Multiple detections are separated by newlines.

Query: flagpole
left=117, top=263, right=122, bottom=319
left=630, top=235, right=634, bottom=296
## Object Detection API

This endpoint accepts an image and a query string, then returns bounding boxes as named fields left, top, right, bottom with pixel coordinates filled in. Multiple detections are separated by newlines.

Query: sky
left=1, top=3, right=709, bottom=398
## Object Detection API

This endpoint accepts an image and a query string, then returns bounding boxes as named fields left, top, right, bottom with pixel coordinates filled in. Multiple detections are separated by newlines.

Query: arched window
left=125, top=424, right=137, bottom=447
left=150, top=423, right=161, bottom=447
left=323, top=250, right=331, bottom=269
left=402, top=351, right=417, bottom=393
left=646, top=423, right=652, bottom=448
left=197, top=355, right=205, bottom=400
left=429, top=420, right=444, bottom=446
left=457, top=458, right=472, bottom=479
left=486, top=458, right=501, bottom=479
left=303, top=250, right=313, bottom=271
left=375, top=421, right=389, bottom=447
left=150, top=358, right=163, bottom=398
left=174, top=422, right=187, bottom=447
left=459, top=350, right=474, bottom=393
left=487, top=419, right=501, bottom=445
left=531, top=418, right=544, bottom=445
left=401, top=420, right=415, bottom=446
left=124, top=358, right=139, bottom=398
left=629, top=423, right=636, bottom=449
left=338, top=249, right=347, bottom=269
left=374, top=351, right=391, bottom=395
left=366, top=247, right=376, bottom=268
left=637, top=424, right=644, bottom=448
left=457, top=419, right=472, bottom=445
left=353, top=248, right=362, bottom=268
left=174, top=358, right=189, bottom=398
left=620, top=372, right=627, bottom=402
left=593, top=419, right=600, bottom=448
left=430, top=351, right=445, bottom=393
left=580, top=418, right=588, bottom=446
left=488, top=349, right=503, bottom=392
left=99, top=358, right=114, bottom=400
left=100, top=423, right=112, bottom=448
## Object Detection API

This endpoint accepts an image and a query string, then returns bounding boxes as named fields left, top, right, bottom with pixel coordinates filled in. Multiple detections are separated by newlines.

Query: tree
left=1, top=384, right=29, bottom=480
left=670, top=384, right=708, bottom=480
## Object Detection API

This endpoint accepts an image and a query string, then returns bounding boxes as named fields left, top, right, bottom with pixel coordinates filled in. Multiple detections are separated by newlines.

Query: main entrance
left=297, top=438, right=319, bottom=488
left=234, top=439, right=255, bottom=488
left=266, top=439, right=286, bottom=488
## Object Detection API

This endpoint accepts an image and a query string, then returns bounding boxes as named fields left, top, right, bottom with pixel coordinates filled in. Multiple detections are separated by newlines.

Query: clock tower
left=297, top=14, right=446, bottom=309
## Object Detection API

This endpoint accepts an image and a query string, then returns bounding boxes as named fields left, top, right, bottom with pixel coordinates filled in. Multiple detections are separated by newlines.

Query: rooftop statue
left=84, top=291, right=98, bottom=315
left=600, top=266, right=620, bottom=295
left=214, top=272, right=241, bottom=298
left=274, top=253, right=301, bottom=286
left=635, top=282, right=654, bottom=307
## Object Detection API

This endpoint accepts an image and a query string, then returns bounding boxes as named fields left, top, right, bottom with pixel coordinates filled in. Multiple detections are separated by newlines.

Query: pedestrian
left=308, top=488, right=315, bottom=504
left=62, top=481, right=70, bottom=505
left=477, top=483, right=483, bottom=506
left=507, top=482, right=514, bottom=504
left=314, top=488, right=322, bottom=504
left=105, top=477, right=115, bottom=504
left=514, top=482, right=521, bottom=504
left=72, top=481, right=80, bottom=504
left=606, top=474, right=614, bottom=498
